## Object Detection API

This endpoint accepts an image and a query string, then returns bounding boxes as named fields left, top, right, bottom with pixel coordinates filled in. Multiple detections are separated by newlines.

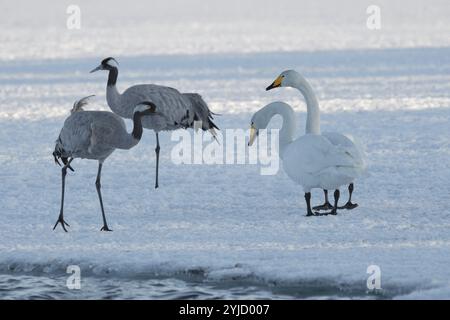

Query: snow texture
left=1, top=0, right=450, bottom=298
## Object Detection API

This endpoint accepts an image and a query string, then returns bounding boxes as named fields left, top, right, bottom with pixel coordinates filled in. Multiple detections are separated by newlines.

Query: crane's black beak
left=90, top=65, right=102, bottom=73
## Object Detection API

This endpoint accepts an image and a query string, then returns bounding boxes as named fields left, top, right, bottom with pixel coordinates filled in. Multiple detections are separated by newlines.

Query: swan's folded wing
left=322, top=131, right=367, bottom=171
left=284, top=134, right=361, bottom=177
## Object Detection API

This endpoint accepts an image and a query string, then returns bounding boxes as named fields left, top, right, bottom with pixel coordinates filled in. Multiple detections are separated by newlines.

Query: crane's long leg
left=338, top=183, right=358, bottom=210
left=53, top=158, right=73, bottom=232
left=154, top=132, right=160, bottom=189
left=96, top=162, right=112, bottom=231
left=313, top=189, right=333, bottom=211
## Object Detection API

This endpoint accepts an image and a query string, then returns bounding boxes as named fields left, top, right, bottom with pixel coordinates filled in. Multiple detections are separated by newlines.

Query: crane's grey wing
left=121, top=85, right=219, bottom=133
left=56, top=113, right=93, bottom=158
left=55, top=111, right=126, bottom=160
left=87, top=113, right=129, bottom=154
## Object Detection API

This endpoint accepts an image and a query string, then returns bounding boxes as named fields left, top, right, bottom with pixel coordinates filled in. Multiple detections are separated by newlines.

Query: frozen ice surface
left=1, top=0, right=450, bottom=60
left=1, top=0, right=450, bottom=299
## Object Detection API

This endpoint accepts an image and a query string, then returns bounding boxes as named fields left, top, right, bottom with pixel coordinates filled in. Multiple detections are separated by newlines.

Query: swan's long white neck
left=289, top=74, right=321, bottom=135
left=105, top=67, right=130, bottom=119
left=259, top=102, right=296, bottom=157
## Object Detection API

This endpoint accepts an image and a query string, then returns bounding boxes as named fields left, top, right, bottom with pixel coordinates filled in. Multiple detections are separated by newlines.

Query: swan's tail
left=341, top=134, right=369, bottom=177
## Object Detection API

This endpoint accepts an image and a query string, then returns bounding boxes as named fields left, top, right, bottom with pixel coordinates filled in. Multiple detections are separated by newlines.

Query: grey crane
left=52, top=96, right=157, bottom=232
left=90, top=57, right=219, bottom=189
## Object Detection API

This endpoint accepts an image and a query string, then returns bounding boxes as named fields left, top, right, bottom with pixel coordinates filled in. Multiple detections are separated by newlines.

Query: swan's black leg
left=305, top=192, right=315, bottom=217
left=338, top=183, right=359, bottom=210
left=323, top=189, right=340, bottom=215
left=313, top=189, right=333, bottom=211
left=53, top=158, right=73, bottom=232
left=155, top=132, right=160, bottom=189
left=96, top=162, right=112, bottom=231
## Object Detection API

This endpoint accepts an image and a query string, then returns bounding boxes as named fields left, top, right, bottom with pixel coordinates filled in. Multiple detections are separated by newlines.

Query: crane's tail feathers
left=53, top=149, right=74, bottom=172
left=71, top=95, right=95, bottom=114
left=53, top=151, right=62, bottom=167
left=186, top=93, right=220, bottom=132
left=209, top=128, right=220, bottom=144
left=208, top=118, right=219, bottom=131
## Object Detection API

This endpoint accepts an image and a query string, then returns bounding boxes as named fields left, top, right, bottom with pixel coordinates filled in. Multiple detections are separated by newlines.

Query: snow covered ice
left=1, top=0, right=450, bottom=299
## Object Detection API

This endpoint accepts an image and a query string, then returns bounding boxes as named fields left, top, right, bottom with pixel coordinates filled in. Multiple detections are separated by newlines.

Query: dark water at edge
left=0, top=272, right=402, bottom=300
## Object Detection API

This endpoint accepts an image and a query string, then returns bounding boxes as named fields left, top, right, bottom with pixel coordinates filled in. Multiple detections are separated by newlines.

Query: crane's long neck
left=106, top=67, right=128, bottom=118
left=261, top=103, right=296, bottom=157
left=131, top=112, right=144, bottom=142
left=117, top=112, right=144, bottom=150
left=291, top=75, right=321, bottom=135
left=107, top=67, right=118, bottom=87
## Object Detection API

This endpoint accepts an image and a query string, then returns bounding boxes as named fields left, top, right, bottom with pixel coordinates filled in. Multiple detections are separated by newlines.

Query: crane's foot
left=155, top=183, right=159, bottom=189
left=338, top=202, right=358, bottom=210
left=313, top=202, right=333, bottom=211
left=100, top=225, right=113, bottom=232
left=53, top=216, right=70, bottom=232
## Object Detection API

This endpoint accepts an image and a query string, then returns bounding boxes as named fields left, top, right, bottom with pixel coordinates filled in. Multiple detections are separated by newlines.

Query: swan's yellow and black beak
left=248, top=124, right=258, bottom=146
left=266, top=75, right=283, bottom=91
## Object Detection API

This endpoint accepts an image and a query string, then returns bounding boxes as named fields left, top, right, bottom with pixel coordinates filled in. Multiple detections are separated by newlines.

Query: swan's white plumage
left=251, top=103, right=365, bottom=193
left=282, top=133, right=366, bottom=192
left=321, top=132, right=367, bottom=174
left=255, top=69, right=367, bottom=195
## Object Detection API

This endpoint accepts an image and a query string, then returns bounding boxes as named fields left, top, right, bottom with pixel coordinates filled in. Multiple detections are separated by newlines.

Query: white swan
left=248, top=70, right=366, bottom=216
left=265, top=70, right=366, bottom=212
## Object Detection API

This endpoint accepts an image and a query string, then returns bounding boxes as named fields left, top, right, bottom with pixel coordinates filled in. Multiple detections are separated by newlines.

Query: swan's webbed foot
left=338, top=201, right=358, bottom=210
left=322, top=208, right=338, bottom=216
left=313, top=202, right=333, bottom=211
left=307, top=210, right=328, bottom=217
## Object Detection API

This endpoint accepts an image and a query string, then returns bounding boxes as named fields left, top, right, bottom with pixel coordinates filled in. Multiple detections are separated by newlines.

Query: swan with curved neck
left=249, top=70, right=366, bottom=216
left=265, top=70, right=366, bottom=212
left=249, top=101, right=296, bottom=157
left=266, top=70, right=321, bottom=135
